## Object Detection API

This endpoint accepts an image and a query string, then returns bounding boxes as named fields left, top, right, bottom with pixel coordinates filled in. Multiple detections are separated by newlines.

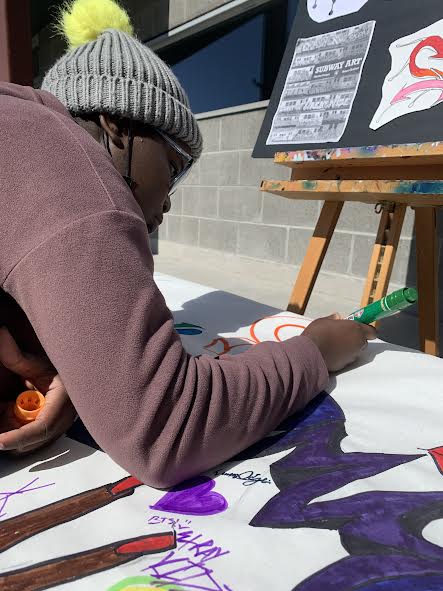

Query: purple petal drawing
left=150, top=476, right=228, bottom=516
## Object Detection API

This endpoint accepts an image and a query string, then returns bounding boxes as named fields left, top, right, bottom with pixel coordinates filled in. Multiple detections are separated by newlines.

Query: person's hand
left=0, top=327, right=77, bottom=453
left=303, top=313, right=377, bottom=372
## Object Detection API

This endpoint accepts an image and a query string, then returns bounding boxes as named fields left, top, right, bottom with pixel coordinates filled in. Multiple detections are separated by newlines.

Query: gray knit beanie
left=41, top=0, right=202, bottom=159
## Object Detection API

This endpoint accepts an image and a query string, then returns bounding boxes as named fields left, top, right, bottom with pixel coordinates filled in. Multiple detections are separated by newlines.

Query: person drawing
left=0, top=0, right=375, bottom=487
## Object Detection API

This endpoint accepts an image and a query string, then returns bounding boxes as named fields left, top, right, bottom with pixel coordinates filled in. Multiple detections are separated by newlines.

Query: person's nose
left=163, top=195, right=171, bottom=213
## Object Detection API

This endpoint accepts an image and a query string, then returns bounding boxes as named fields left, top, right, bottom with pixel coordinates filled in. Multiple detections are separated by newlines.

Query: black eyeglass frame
left=105, top=120, right=194, bottom=195
left=155, top=129, right=194, bottom=196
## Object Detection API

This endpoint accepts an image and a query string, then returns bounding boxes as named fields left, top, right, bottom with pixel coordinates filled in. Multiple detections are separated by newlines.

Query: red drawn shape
left=410, top=35, right=443, bottom=79
left=110, top=476, right=143, bottom=495
left=428, top=446, right=443, bottom=475
left=117, top=532, right=176, bottom=555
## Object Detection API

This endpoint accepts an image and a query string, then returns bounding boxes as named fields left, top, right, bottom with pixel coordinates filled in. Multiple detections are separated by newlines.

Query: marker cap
left=403, top=287, right=418, bottom=304
left=13, top=390, right=45, bottom=424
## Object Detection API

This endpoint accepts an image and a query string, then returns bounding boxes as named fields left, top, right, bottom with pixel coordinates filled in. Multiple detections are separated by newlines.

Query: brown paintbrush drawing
left=0, top=476, right=176, bottom=591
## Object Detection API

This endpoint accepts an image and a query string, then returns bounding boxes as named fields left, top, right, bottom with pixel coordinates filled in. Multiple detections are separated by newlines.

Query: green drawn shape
left=107, top=575, right=185, bottom=591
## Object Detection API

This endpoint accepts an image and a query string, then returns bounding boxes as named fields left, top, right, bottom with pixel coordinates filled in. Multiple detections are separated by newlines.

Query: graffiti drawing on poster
left=371, top=20, right=443, bottom=130
left=307, top=0, right=370, bottom=23
left=267, top=21, right=375, bottom=145
left=141, top=515, right=233, bottom=591
left=246, top=393, right=443, bottom=591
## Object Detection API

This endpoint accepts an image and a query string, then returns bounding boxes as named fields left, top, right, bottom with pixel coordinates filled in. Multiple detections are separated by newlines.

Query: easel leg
left=288, top=201, right=343, bottom=314
left=360, top=203, right=406, bottom=308
left=415, top=207, right=439, bottom=356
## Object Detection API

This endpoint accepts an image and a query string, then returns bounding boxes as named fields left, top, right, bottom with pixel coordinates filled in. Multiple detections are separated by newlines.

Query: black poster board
left=253, top=0, right=443, bottom=158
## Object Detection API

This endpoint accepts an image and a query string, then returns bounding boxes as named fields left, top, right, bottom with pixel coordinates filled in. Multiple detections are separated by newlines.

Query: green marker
left=347, top=287, right=418, bottom=324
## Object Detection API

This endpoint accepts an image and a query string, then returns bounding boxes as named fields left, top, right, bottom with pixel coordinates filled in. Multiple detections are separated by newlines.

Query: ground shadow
left=171, top=287, right=400, bottom=365
left=171, top=288, right=279, bottom=337
left=0, top=435, right=96, bottom=478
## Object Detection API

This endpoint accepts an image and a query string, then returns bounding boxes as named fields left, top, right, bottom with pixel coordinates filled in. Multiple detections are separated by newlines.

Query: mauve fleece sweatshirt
left=0, top=82, right=328, bottom=487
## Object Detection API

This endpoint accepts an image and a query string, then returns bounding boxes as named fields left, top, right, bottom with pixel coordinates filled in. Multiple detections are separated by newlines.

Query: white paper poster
left=3, top=273, right=443, bottom=590
left=307, top=0, right=370, bottom=23
left=267, top=21, right=375, bottom=145
left=371, top=20, right=443, bottom=130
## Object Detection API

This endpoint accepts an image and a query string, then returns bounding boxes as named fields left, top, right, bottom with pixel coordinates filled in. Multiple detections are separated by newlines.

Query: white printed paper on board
left=307, top=0, right=370, bottom=23
left=371, top=20, right=443, bottom=130
left=267, top=21, right=375, bottom=145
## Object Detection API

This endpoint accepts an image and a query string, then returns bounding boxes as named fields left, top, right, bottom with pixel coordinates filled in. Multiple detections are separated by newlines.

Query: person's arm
left=3, top=210, right=329, bottom=487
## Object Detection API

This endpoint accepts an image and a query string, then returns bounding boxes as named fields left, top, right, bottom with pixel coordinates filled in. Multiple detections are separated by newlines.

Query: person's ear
left=99, top=114, right=126, bottom=149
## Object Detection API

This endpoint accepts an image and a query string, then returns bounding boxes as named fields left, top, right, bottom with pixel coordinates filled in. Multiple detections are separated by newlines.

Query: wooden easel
left=261, top=143, right=443, bottom=356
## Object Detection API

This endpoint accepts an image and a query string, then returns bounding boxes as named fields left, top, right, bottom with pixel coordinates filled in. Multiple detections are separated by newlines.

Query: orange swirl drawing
left=247, top=315, right=308, bottom=344
left=203, top=316, right=309, bottom=355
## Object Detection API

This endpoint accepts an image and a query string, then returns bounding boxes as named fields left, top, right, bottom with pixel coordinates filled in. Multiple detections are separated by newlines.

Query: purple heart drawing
left=150, top=476, right=228, bottom=516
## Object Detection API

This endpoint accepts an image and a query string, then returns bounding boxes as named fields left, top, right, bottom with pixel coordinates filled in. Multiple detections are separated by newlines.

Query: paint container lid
left=13, top=390, right=45, bottom=424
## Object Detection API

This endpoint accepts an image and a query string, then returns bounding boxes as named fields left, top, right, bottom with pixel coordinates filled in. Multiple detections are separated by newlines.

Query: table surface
left=1, top=273, right=443, bottom=591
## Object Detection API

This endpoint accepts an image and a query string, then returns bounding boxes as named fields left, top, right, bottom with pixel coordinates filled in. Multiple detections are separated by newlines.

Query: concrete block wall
left=159, top=104, right=416, bottom=285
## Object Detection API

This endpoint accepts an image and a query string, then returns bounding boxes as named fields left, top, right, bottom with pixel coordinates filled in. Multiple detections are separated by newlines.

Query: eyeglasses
left=155, top=129, right=194, bottom=196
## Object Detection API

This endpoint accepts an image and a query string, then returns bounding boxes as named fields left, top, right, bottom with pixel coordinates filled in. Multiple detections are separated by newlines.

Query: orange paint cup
left=13, top=390, right=45, bottom=425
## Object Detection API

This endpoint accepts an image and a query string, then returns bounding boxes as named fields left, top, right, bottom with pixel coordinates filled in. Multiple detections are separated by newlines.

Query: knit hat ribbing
left=41, top=1, right=202, bottom=159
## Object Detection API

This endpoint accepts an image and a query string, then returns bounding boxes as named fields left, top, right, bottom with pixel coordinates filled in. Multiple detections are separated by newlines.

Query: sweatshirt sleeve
left=3, top=210, right=328, bottom=488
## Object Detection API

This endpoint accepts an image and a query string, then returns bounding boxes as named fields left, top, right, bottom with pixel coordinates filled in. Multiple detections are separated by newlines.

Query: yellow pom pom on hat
left=58, top=0, right=134, bottom=48
left=42, top=0, right=202, bottom=159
